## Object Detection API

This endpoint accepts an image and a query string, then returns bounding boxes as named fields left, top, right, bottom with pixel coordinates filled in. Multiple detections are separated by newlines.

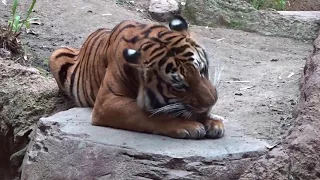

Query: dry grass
left=0, top=27, right=23, bottom=55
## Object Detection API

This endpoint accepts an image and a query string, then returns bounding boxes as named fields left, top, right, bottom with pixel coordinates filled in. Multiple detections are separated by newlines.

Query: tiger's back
left=49, top=28, right=112, bottom=107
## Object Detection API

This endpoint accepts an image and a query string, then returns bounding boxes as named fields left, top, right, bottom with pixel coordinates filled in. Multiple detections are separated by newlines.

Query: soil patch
left=286, top=0, right=320, bottom=11
left=240, top=31, right=320, bottom=180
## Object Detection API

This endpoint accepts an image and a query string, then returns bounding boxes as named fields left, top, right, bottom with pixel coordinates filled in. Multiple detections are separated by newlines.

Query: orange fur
left=49, top=16, right=224, bottom=139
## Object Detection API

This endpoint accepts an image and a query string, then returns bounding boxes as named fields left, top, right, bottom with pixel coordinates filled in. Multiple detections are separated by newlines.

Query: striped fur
left=49, top=16, right=224, bottom=139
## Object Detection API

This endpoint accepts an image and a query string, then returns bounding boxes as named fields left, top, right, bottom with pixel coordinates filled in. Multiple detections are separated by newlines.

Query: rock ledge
left=21, top=108, right=269, bottom=180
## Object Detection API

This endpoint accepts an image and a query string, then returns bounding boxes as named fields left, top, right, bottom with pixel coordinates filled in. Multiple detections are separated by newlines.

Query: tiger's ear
left=123, top=48, right=141, bottom=66
left=169, top=15, right=189, bottom=36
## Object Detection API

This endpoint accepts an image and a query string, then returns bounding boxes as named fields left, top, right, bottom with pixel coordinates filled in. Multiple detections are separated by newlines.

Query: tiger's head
left=123, top=16, right=218, bottom=119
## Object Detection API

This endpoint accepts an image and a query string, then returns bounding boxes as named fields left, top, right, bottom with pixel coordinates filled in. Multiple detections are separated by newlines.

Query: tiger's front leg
left=92, top=94, right=208, bottom=139
left=201, top=114, right=225, bottom=139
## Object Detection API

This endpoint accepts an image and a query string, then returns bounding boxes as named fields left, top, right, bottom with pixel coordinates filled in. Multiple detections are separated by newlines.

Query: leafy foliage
left=249, top=0, right=287, bottom=10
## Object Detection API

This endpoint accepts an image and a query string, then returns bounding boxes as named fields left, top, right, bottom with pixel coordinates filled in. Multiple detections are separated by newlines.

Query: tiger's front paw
left=203, top=115, right=225, bottom=139
left=161, top=121, right=206, bottom=139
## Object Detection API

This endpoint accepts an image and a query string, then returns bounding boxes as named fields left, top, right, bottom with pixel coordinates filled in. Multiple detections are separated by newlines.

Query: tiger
left=49, top=15, right=225, bottom=139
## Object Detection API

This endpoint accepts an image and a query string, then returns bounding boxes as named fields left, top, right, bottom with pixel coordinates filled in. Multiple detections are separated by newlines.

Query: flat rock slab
left=21, top=108, right=269, bottom=180
left=278, top=11, right=320, bottom=21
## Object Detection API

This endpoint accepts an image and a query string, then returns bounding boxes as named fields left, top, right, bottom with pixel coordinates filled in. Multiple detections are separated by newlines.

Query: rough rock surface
left=181, top=0, right=319, bottom=42
left=21, top=108, right=268, bottom=180
left=0, top=58, right=74, bottom=179
left=148, top=0, right=180, bottom=22
left=239, top=32, right=320, bottom=179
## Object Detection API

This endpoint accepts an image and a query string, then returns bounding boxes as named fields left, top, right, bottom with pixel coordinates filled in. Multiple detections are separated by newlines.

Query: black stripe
left=171, top=37, right=184, bottom=46
left=165, top=35, right=178, bottom=41
left=146, top=88, right=162, bottom=109
left=75, top=30, right=103, bottom=106
left=150, top=50, right=166, bottom=62
left=81, top=30, right=105, bottom=106
left=157, top=56, right=167, bottom=68
left=70, top=63, right=79, bottom=98
left=150, top=46, right=164, bottom=56
left=142, top=43, right=155, bottom=51
left=149, top=37, right=166, bottom=45
left=158, top=31, right=174, bottom=38
left=107, top=82, right=124, bottom=97
left=156, top=82, right=168, bottom=104
left=172, top=45, right=190, bottom=54
left=182, top=52, right=194, bottom=57
left=123, top=35, right=139, bottom=43
left=123, top=64, right=139, bottom=95
left=165, top=63, right=173, bottom=74
left=58, top=63, right=73, bottom=85
left=55, top=52, right=76, bottom=59
left=157, top=82, right=170, bottom=104
left=141, top=25, right=164, bottom=38
left=113, top=24, right=136, bottom=41
left=89, top=34, right=106, bottom=104
left=119, top=24, right=136, bottom=34
left=76, top=63, right=84, bottom=107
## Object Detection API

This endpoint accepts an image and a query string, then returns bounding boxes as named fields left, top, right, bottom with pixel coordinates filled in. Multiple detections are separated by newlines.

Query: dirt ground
left=0, top=0, right=315, bottom=179
left=286, top=0, right=320, bottom=11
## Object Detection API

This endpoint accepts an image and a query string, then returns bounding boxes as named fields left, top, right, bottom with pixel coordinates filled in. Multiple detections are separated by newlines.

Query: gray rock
left=181, top=0, right=319, bottom=42
left=0, top=48, right=11, bottom=58
left=149, top=0, right=180, bottom=22
left=21, top=108, right=269, bottom=180
left=278, top=11, right=320, bottom=21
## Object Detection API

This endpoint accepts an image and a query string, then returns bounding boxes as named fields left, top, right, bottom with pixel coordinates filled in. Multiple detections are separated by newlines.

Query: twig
left=225, top=80, right=251, bottom=83
left=216, top=38, right=225, bottom=42
left=287, top=72, right=294, bottom=78
left=240, top=86, right=255, bottom=90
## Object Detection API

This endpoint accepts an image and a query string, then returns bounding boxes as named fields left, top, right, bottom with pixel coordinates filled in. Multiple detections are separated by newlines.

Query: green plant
left=250, top=0, right=265, bottom=10
left=7, top=0, right=37, bottom=34
left=248, top=0, right=287, bottom=10
left=0, top=0, right=37, bottom=55
left=272, top=0, right=286, bottom=10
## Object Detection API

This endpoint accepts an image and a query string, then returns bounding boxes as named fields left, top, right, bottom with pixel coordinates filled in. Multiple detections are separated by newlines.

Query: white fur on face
left=192, top=49, right=208, bottom=75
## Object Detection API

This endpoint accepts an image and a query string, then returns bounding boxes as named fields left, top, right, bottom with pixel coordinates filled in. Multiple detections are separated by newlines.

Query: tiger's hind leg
left=49, top=47, right=79, bottom=97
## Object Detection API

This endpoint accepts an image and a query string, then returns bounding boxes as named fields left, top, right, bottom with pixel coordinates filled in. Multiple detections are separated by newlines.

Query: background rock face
left=181, top=0, right=319, bottom=41
left=148, top=0, right=180, bottom=22
left=21, top=108, right=268, bottom=180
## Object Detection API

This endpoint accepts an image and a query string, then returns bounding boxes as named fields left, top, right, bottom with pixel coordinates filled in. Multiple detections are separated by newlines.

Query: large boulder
left=180, top=0, right=319, bottom=42
left=21, top=108, right=269, bottom=180
left=149, top=0, right=180, bottom=22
